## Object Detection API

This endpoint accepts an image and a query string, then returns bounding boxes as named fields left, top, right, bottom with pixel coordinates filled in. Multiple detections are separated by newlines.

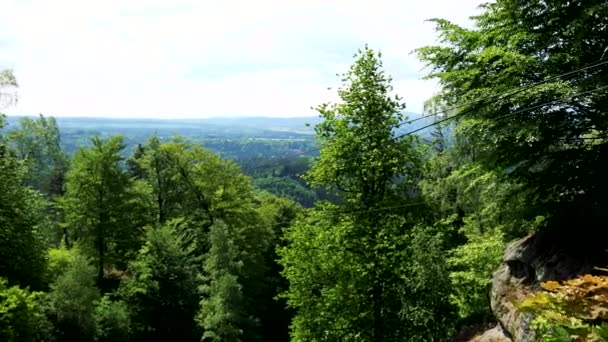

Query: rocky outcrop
left=470, top=324, right=512, bottom=342
left=487, top=232, right=608, bottom=341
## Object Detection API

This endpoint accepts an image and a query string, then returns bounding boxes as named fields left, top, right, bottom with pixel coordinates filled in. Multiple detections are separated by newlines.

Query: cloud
left=0, top=0, right=483, bottom=118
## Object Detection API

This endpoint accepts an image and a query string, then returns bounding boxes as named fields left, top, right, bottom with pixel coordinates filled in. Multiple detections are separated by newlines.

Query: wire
left=395, top=79, right=608, bottom=139
left=398, top=58, right=608, bottom=127
left=252, top=86, right=608, bottom=229
left=481, top=85, right=608, bottom=123
left=243, top=58, right=608, bottom=174
left=251, top=83, right=608, bottom=193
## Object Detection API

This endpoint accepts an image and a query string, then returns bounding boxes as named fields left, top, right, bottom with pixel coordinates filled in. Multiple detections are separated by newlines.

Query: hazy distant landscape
left=4, top=113, right=433, bottom=159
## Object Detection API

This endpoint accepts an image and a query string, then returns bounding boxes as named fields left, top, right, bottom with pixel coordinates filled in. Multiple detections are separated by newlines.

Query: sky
left=0, top=0, right=483, bottom=119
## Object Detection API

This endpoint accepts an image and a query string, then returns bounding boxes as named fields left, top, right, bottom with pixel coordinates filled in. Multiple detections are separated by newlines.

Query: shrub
left=519, top=272, right=608, bottom=341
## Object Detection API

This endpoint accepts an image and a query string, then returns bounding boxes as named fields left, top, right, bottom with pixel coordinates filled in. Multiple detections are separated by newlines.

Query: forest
left=1, top=0, right=607, bottom=341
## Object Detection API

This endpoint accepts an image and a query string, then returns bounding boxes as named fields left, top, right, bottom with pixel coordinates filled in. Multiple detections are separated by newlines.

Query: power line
left=395, top=80, right=608, bottom=139
left=252, top=84, right=608, bottom=191
left=397, top=58, right=608, bottom=128
left=254, top=86, right=608, bottom=227
left=482, top=84, right=608, bottom=123
left=250, top=85, right=608, bottom=229
left=243, top=58, right=608, bottom=174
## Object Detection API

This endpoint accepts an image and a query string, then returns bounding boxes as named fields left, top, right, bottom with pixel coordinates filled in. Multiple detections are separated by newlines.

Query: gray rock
left=489, top=233, right=608, bottom=341
left=470, top=324, right=513, bottom=342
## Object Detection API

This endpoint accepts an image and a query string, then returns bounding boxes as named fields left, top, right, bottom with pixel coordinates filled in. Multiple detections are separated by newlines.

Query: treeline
left=2, top=0, right=607, bottom=340
left=0, top=116, right=319, bottom=160
left=1, top=110, right=299, bottom=341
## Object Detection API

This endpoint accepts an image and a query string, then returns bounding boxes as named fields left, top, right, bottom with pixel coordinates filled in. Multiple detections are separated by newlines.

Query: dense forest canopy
left=1, top=0, right=607, bottom=341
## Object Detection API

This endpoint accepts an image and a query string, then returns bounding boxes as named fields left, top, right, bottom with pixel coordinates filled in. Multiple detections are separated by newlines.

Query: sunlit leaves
left=519, top=272, right=608, bottom=341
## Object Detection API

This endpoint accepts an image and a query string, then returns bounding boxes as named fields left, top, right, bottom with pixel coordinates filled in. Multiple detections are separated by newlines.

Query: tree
left=255, top=193, right=301, bottom=342
left=129, top=136, right=197, bottom=225
left=0, top=69, right=18, bottom=108
left=7, top=114, right=68, bottom=197
left=45, top=245, right=100, bottom=341
left=0, top=278, right=51, bottom=342
left=415, top=0, right=608, bottom=332
left=417, top=0, right=608, bottom=235
left=198, top=221, right=245, bottom=342
left=61, top=136, right=148, bottom=284
left=118, top=219, right=200, bottom=341
left=0, top=145, right=48, bottom=289
left=94, top=295, right=131, bottom=342
left=0, top=73, right=47, bottom=290
left=280, top=205, right=367, bottom=341
left=129, top=135, right=245, bottom=227
left=280, top=47, right=449, bottom=341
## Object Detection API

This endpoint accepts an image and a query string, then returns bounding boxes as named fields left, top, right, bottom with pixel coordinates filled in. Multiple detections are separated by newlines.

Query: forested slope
left=1, top=1, right=607, bottom=341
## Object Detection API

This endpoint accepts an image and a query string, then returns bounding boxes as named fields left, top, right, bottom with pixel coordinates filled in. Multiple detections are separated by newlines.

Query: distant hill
left=3, top=113, right=437, bottom=158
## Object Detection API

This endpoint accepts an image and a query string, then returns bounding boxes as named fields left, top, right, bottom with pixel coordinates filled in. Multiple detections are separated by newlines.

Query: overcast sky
left=0, top=0, right=482, bottom=118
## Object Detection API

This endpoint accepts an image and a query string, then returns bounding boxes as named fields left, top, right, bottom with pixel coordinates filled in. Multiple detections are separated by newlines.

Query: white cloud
left=0, top=0, right=483, bottom=118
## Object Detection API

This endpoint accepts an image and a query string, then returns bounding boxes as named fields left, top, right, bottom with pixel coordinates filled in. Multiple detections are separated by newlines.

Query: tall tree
left=281, top=47, right=451, bottom=341
left=417, top=0, right=608, bottom=235
left=119, top=219, right=200, bottom=341
left=0, top=71, right=47, bottom=289
left=61, top=136, right=146, bottom=284
left=129, top=136, right=196, bottom=225
left=416, top=0, right=608, bottom=328
left=45, top=245, right=100, bottom=341
left=198, top=220, right=245, bottom=342
left=255, top=193, right=301, bottom=342
left=0, top=145, right=47, bottom=289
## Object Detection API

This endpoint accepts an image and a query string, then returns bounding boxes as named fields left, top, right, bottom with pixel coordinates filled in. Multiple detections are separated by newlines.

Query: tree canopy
left=1, top=1, right=607, bottom=339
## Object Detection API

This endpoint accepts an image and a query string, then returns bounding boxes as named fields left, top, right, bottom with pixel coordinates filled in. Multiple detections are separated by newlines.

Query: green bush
left=46, top=246, right=100, bottom=340
left=448, top=226, right=505, bottom=320
left=94, top=295, right=131, bottom=342
left=519, top=273, right=608, bottom=341
left=0, top=278, right=50, bottom=342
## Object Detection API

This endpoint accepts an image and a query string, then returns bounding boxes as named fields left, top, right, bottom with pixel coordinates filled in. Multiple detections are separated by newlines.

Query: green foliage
left=61, top=135, right=150, bottom=282
left=416, top=1, right=608, bottom=333
left=0, top=140, right=47, bottom=289
left=254, top=193, right=301, bottom=341
left=125, top=136, right=288, bottom=341
left=417, top=0, right=608, bottom=233
left=127, top=135, right=187, bottom=224
left=280, top=46, right=453, bottom=342
left=281, top=205, right=456, bottom=341
left=118, top=220, right=200, bottom=341
left=6, top=114, right=68, bottom=196
left=253, top=176, right=319, bottom=208
left=0, top=278, right=50, bottom=342
left=305, top=47, right=422, bottom=202
left=46, top=246, right=100, bottom=341
left=279, top=204, right=364, bottom=341
left=129, top=135, right=260, bottom=227
left=198, top=220, right=245, bottom=342
left=94, top=295, right=131, bottom=342
left=46, top=243, right=76, bottom=283
left=519, top=274, right=608, bottom=341
left=4, top=4, right=606, bottom=338
left=400, top=225, right=457, bottom=341
left=448, top=227, right=504, bottom=319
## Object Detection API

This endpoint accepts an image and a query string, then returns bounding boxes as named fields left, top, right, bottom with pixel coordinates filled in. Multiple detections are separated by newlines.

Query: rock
left=489, top=232, right=608, bottom=341
left=469, top=324, right=512, bottom=342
